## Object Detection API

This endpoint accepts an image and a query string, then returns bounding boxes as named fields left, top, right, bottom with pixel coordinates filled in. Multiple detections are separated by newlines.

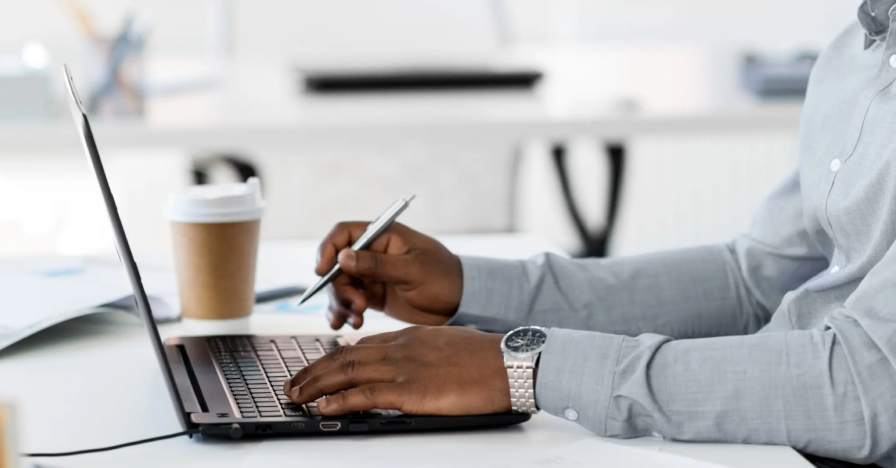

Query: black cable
left=23, top=429, right=199, bottom=458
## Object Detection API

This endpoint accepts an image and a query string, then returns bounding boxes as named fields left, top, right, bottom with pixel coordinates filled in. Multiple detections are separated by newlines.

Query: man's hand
left=283, top=326, right=511, bottom=416
left=314, top=221, right=462, bottom=330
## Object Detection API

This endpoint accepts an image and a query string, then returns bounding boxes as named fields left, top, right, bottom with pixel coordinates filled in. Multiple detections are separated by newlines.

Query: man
left=285, top=2, right=896, bottom=466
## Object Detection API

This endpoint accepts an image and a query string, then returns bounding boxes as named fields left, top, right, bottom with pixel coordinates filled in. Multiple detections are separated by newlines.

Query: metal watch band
left=506, top=358, right=538, bottom=414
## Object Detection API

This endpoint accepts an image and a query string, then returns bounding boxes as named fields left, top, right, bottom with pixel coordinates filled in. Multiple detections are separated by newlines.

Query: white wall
left=507, top=1, right=855, bottom=50
left=0, top=1, right=859, bottom=63
left=0, top=149, right=191, bottom=258
left=611, top=131, right=798, bottom=255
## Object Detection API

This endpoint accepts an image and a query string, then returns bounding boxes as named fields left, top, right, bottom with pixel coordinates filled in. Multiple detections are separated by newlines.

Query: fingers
left=284, top=344, right=390, bottom=395
left=326, top=308, right=363, bottom=330
left=329, top=275, right=367, bottom=312
left=315, top=222, right=368, bottom=276
left=313, top=222, right=418, bottom=331
left=354, top=330, right=402, bottom=345
left=337, top=249, right=416, bottom=284
left=326, top=277, right=367, bottom=330
left=315, top=222, right=410, bottom=276
left=289, top=362, right=398, bottom=404
left=317, top=384, right=404, bottom=415
left=314, top=221, right=402, bottom=276
left=322, top=249, right=415, bottom=331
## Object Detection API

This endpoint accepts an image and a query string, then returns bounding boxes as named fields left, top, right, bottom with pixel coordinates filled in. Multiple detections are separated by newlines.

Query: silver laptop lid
left=63, top=65, right=189, bottom=430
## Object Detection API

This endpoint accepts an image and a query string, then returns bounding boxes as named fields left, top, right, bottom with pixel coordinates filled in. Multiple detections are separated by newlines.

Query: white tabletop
left=0, top=234, right=810, bottom=467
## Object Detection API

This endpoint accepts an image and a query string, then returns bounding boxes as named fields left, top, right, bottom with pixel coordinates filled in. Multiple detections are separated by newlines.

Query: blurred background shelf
left=4, top=47, right=803, bottom=153
left=0, top=0, right=840, bottom=260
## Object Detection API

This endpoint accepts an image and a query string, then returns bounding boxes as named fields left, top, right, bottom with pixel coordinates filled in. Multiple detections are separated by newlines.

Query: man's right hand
left=313, top=222, right=463, bottom=330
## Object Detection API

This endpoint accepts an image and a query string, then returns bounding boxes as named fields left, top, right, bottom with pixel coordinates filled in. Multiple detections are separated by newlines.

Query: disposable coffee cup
left=167, top=178, right=264, bottom=320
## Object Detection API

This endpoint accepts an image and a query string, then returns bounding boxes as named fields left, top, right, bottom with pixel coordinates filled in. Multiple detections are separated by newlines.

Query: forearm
left=535, top=326, right=888, bottom=464
left=453, top=244, right=768, bottom=338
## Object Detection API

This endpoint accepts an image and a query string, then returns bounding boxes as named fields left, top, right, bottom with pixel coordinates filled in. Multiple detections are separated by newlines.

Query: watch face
left=504, top=327, right=548, bottom=354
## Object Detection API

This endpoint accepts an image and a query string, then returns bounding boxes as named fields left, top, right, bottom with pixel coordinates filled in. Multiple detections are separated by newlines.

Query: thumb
left=338, top=249, right=414, bottom=284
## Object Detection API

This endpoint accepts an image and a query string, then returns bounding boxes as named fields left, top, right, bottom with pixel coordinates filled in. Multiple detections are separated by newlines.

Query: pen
left=297, top=195, right=416, bottom=306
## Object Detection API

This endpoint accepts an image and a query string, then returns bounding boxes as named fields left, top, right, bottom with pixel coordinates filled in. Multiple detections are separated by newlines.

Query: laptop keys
left=212, top=336, right=339, bottom=419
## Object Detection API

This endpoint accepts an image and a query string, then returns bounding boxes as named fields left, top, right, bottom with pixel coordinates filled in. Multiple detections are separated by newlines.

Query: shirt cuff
left=535, top=328, right=624, bottom=435
left=447, top=256, right=530, bottom=332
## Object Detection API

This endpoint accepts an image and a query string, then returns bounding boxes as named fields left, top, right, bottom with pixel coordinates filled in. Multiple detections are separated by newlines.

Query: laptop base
left=166, top=334, right=530, bottom=439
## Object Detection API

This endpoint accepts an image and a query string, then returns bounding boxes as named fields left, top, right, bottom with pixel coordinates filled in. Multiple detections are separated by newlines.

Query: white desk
left=0, top=234, right=810, bottom=467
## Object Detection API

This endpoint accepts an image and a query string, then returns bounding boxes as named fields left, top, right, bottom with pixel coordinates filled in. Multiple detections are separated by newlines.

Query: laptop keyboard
left=209, top=335, right=339, bottom=419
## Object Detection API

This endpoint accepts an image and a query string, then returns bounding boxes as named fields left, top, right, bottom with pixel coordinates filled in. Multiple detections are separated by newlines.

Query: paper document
left=0, top=256, right=178, bottom=352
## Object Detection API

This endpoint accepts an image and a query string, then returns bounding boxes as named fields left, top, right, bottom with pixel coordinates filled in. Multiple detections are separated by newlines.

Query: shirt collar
left=859, top=0, right=896, bottom=49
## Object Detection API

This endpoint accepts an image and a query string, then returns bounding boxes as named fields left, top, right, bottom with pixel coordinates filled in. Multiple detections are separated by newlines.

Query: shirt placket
left=873, top=7, right=896, bottom=89
left=822, top=12, right=896, bottom=276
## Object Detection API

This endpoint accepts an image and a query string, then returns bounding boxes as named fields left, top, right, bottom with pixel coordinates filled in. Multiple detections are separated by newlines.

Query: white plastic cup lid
left=167, top=177, right=265, bottom=223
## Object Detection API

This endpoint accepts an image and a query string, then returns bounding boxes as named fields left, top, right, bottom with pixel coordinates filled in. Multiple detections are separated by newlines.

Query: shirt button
left=829, top=158, right=842, bottom=173
left=890, top=54, right=896, bottom=68
left=830, top=265, right=841, bottom=274
left=563, top=407, right=579, bottom=421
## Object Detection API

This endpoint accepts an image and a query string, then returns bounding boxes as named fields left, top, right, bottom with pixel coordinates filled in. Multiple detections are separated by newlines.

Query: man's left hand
left=284, top=326, right=511, bottom=416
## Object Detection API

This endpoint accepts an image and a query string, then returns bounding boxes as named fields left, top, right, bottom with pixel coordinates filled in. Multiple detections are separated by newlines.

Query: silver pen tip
left=406, top=194, right=416, bottom=203
left=297, top=290, right=311, bottom=305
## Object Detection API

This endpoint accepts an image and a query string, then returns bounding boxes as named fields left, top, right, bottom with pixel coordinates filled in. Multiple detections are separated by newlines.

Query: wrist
left=489, top=333, right=513, bottom=412
left=446, top=253, right=463, bottom=318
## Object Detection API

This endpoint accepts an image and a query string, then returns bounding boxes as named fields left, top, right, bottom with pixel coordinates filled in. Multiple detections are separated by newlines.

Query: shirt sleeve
left=452, top=172, right=829, bottom=338
left=533, top=327, right=877, bottom=462
left=536, top=238, right=896, bottom=465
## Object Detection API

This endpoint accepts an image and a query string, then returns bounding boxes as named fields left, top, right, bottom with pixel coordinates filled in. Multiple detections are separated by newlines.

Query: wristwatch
left=500, top=326, right=548, bottom=414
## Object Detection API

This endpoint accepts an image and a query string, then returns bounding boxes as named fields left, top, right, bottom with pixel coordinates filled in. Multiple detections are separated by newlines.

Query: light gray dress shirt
left=453, top=18, right=896, bottom=466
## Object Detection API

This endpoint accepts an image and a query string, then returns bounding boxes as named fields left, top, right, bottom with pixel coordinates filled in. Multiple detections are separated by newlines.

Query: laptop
left=62, top=66, right=530, bottom=439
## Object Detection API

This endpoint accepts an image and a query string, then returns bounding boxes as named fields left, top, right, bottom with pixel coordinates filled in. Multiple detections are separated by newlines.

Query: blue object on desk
left=268, top=301, right=325, bottom=314
left=35, top=265, right=85, bottom=277
left=253, top=286, right=324, bottom=314
left=740, top=52, right=817, bottom=98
